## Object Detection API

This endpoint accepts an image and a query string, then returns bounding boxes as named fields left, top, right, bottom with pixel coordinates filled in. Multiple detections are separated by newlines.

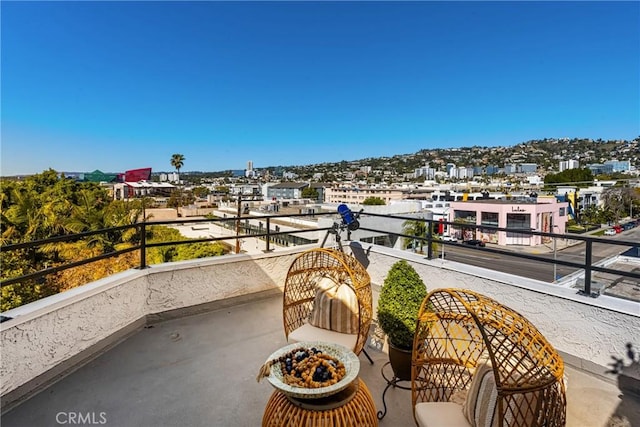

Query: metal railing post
left=553, top=236, right=557, bottom=282
left=140, top=222, right=147, bottom=269
left=235, top=198, right=242, bottom=254
left=426, top=219, right=433, bottom=259
left=584, top=239, right=592, bottom=295
left=266, top=217, right=271, bottom=252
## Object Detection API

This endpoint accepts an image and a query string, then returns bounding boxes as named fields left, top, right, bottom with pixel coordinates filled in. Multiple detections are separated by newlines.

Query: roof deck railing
left=1, top=211, right=639, bottom=314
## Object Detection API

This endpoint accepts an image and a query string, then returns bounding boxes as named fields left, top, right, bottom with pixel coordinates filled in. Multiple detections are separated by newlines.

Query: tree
left=167, top=189, right=195, bottom=208
left=601, top=187, right=637, bottom=223
left=544, top=168, right=593, bottom=190
left=175, top=242, right=226, bottom=259
left=402, top=219, right=426, bottom=252
left=580, top=204, right=603, bottom=226
left=0, top=170, right=145, bottom=311
left=170, top=153, right=185, bottom=176
left=170, top=153, right=186, bottom=208
left=301, top=187, right=319, bottom=200
left=53, top=245, right=138, bottom=292
left=362, top=196, right=385, bottom=205
left=632, top=188, right=640, bottom=218
left=146, top=226, right=227, bottom=264
left=192, top=186, right=209, bottom=199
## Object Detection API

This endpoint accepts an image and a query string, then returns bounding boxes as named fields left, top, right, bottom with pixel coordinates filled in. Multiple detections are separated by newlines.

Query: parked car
left=463, top=239, right=486, bottom=247
left=604, top=229, right=616, bottom=236
left=440, top=235, right=457, bottom=242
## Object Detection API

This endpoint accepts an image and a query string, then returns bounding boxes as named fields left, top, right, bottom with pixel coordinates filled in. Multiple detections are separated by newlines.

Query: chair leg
left=362, top=348, right=374, bottom=365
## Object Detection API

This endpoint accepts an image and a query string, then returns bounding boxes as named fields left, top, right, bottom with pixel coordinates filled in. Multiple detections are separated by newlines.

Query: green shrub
left=377, top=260, right=428, bottom=350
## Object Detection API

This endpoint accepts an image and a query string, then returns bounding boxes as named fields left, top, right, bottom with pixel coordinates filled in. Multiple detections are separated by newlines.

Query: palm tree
left=402, top=219, right=427, bottom=252
left=170, top=154, right=185, bottom=181
left=402, top=218, right=439, bottom=257
left=170, top=153, right=185, bottom=209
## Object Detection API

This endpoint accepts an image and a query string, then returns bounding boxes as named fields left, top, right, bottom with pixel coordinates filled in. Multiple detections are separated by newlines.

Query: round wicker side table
left=262, top=378, right=378, bottom=427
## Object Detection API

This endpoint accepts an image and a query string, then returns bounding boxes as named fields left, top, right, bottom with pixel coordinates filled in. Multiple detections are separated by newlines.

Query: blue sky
left=2, top=1, right=638, bottom=176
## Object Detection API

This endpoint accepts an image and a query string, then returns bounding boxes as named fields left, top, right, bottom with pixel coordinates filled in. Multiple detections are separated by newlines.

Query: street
left=439, top=227, right=640, bottom=283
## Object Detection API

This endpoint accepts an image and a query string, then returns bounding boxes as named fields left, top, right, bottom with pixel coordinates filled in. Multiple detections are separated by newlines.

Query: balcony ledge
left=2, top=243, right=639, bottom=425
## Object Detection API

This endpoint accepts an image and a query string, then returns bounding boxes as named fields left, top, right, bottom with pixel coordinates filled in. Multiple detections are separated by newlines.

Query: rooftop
left=2, top=292, right=637, bottom=427
left=1, top=241, right=639, bottom=426
left=451, top=199, right=545, bottom=205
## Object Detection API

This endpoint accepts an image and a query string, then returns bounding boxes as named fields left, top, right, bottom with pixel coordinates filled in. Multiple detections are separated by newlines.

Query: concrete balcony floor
left=2, top=293, right=638, bottom=427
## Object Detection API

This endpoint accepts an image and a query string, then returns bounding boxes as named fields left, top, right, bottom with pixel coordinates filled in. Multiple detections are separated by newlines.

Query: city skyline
left=2, top=1, right=639, bottom=176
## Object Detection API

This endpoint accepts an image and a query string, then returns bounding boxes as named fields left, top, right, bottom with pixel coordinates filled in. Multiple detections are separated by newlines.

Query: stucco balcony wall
left=144, top=247, right=300, bottom=315
left=0, top=246, right=311, bottom=406
left=356, top=243, right=640, bottom=374
left=2, top=242, right=638, bottom=410
left=0, top=270, right=150, bottom=401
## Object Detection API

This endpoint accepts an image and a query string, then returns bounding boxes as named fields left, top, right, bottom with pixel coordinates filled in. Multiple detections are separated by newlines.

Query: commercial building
left=604, top=160, right=631, bottom=173
left=518, top=163, right=538, bottom=173
left=82, top=170, right=118, bottom=183
left=113, top=181, right=175, bottom=200
left=119, top=167, right=152, bottom=182
left=448, top=198, right=568, bottom=246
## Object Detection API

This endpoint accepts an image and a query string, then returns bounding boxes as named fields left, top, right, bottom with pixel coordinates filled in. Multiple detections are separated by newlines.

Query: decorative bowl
left=264, top=341, right=360, bottom=399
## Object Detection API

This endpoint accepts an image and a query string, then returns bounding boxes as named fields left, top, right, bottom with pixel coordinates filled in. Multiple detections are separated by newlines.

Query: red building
left=116, top=168, right=152, bottom=182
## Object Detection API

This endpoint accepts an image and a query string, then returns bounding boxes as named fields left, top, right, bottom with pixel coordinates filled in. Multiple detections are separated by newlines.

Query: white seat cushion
left=288, top=323, right=358, bottom=351
left=415, top=402, right=471, bottom=427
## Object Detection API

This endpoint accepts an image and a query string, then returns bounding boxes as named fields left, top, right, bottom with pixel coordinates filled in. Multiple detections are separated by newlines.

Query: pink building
left=448, top=199, right=569, bottom=246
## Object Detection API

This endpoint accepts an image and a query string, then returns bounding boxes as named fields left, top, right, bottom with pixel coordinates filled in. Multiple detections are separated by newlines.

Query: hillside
left=278, top=137, right=639, bottom=178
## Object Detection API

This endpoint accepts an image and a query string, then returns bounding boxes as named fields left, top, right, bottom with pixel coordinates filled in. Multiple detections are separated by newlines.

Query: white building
left=559, top=159, right=580, bottom=172
left=159, top=172, right=179, bottom=183
left=414, top=166, right=436, bottom=179
left=449, top=166, right=458, bottom=179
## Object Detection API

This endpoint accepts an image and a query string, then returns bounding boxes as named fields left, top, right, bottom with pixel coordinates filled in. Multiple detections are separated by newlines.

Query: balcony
left=1, top=241, right=639, bottom=426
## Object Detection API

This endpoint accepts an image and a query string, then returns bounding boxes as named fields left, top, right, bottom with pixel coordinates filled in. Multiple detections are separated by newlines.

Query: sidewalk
left=500, top=226, right=606, bottom=256
left=503, top=236, right=582, bottom=256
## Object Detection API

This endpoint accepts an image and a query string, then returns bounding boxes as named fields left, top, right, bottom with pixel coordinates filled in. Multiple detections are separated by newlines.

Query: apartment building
left=324, top=186, right=434, bottom=205
left=265, top=182, right=308, bottom=199
left=559, top=159, right=580, bottom=172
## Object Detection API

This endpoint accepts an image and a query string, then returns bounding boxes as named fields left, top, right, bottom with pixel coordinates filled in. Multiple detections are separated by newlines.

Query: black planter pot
left=388, top=341, right=413, bottom=381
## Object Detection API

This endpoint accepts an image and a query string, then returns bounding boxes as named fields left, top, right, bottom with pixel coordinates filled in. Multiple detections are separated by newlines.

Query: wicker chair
left=412, top=288, right=566, bottom=427
left=283, top=248, right=373, bottom=358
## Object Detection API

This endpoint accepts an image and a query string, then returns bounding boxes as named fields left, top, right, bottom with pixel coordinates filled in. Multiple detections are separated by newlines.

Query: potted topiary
left=377, top=260, right=428, bottom=381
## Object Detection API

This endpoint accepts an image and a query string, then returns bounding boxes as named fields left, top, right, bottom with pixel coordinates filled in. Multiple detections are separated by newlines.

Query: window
left=481, top=212, right=499, bottom=227
left=454, top=210, right=476, bottom=223
left=506, top=213, right=531, bottom=237
left=559, top=208, right=566, bottom=217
